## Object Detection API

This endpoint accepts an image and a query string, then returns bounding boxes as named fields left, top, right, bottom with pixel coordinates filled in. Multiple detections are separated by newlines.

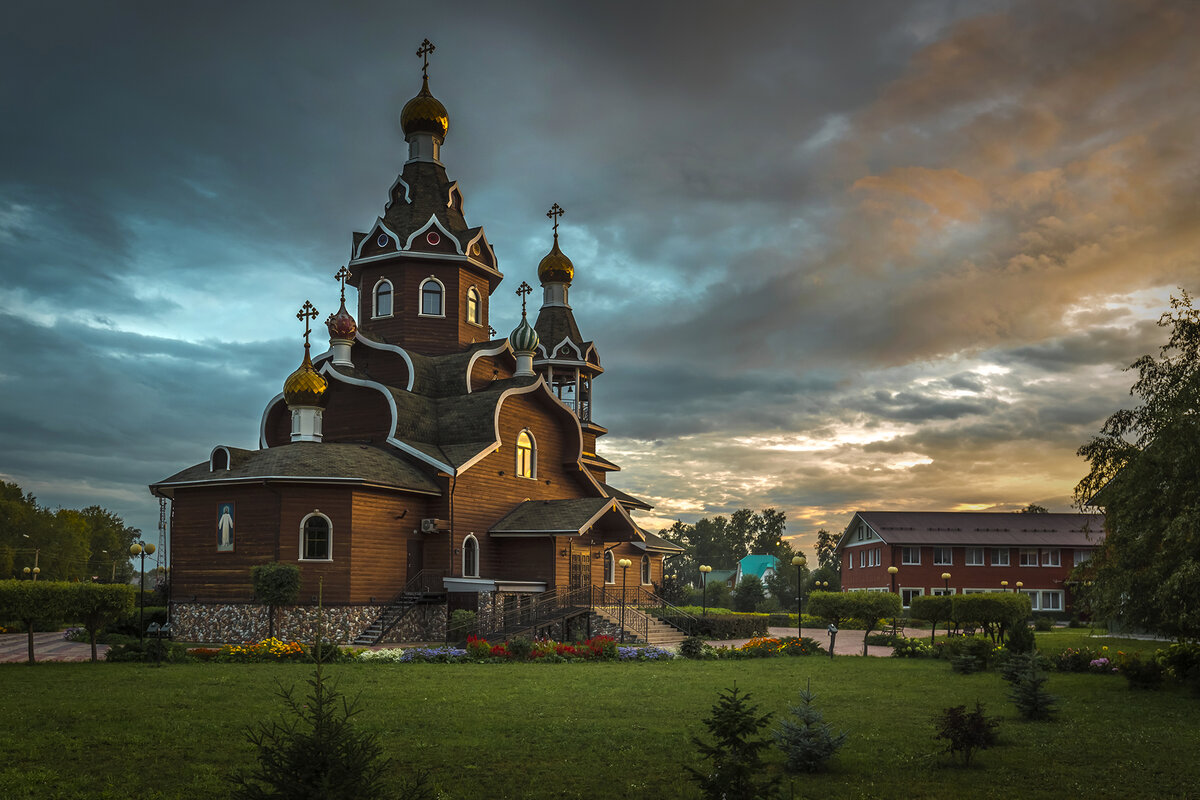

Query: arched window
left=374, top=279, right=393, bottom=318
left=462, top=534, right=479, bottom=578
left=604, top=550, right=615, bottom=584
left=466, top=286, right=481, bottom=326
left=516, top=429, right=536, bottom=479
left=641, top=555, right=651, bottom=585
left=299, top=512, right=332, bottom=561
left=209, top=446, right=230, bottom=472
left=419, top=277, right=444, bottom=317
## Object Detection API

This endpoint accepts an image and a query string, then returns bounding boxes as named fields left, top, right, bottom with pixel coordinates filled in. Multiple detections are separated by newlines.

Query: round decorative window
left=376, top=232, right=389, bottom=247
left=426, top=231, right=441, bottom=246
left=472, top=243, right=481, bottom=255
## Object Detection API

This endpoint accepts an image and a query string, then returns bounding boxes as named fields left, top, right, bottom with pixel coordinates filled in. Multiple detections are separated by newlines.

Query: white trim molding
left=298, top=510, right=334, bottom=562
left=404, top=214, right=464, bottom=255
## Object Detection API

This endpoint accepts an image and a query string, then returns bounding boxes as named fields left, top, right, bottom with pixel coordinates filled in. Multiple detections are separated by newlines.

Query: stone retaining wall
left=172, top=603, right=389, bottom=644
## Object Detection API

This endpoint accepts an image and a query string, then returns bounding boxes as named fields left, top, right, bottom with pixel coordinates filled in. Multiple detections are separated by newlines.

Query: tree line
left=0, top=482, right=141, bottom=583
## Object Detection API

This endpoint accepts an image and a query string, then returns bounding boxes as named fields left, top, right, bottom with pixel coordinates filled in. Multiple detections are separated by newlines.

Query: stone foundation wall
left=379, top=603, right=447, bottom=644
left=172, top=603, right=383, bottom=644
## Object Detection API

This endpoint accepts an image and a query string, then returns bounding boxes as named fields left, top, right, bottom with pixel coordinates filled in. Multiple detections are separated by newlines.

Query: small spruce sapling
left=688, top=683, right=779, bottom=800
left=772, top=679, right=847, bottom=773
left=933, top=702, right=999, bottom=767
left=1007, top=651, right=1058, bottom=721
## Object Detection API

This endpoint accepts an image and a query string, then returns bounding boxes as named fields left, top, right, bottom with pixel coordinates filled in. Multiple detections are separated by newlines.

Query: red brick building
left=837, top=511, right=1104, bottom=614
left=151, top=46, right=681, bottom=644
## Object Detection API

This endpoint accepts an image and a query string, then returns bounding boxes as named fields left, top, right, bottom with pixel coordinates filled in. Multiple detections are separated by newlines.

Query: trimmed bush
left=664, top=613, right=768, bottom=640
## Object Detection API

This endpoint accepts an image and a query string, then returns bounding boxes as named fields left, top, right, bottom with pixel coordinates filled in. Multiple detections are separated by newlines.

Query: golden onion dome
left=400, top=75, right=449, bottom=140
left=283, top=346, right=328, bottom=407
left=537, top=234, right=574, bottom=285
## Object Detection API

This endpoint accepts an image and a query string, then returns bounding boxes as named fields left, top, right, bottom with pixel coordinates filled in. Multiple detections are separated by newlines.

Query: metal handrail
left=631, top=587, right=700, bottom=635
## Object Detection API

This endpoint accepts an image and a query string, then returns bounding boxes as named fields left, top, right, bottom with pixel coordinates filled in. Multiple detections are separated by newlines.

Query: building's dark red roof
left=843, top=511, right=1105, bottom=548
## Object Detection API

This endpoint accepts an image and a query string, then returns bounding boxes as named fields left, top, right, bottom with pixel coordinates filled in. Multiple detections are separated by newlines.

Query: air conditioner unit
left=421, top=518, right=449, bottom=533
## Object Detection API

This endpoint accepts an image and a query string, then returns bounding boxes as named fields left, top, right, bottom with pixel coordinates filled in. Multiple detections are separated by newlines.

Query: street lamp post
left=130, top=541, right=157, bottom=646
left=941, top=572, right=951, bottom=595
left=699, top=565, right=712, bottom=617
left=21, top=535, right=40, bottom=581
left=1001, top=580, right=1008, bottom=591
left=1015, top=580, right=1023, bottom=595
left=888, top=565, right=900, bottom=635
left=791, top=555, right=807, bottom=637
left=618, top=558, right=632, bottom=643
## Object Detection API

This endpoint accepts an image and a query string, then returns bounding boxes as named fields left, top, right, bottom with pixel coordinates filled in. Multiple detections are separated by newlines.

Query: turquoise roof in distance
left=738, top=554, right=779, bottom=580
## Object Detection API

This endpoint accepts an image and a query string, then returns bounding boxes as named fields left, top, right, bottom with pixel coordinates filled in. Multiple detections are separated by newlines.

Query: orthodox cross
left=516, top=281, right=533, bottom=315
left=489, top=325, right=497, bottom=338
left=417, top=39, right=435, bottom=79
left=297, top=300, right=319, bottom=348
left=546, top=203, right=564, bottom=237
left=334, top=265, right=351, bottom=303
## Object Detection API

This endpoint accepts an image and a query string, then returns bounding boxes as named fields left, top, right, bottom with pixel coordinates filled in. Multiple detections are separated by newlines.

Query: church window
left=374, top=279, right=393, bottom=318
left=420, top=277, right=445, bottom=317
left=299, top=512, right=332, bottom=561
left=641, top=555, right=651, bottom=585
left=466, top=287, right=481, bottom=326
left=209, top=447, right=230, bottom=472
left=462, top=534, right=479, bottom=578
left=604, top=550, right=615, bottom=584
left=516, top=429, right=536, bottom=479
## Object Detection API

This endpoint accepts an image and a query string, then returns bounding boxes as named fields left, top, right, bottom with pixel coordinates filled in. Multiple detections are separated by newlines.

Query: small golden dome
left=537, top=235, right=574, bottom=284
left=400, top=76, right=449, bottom=140
left=283, top=347, right=328, bottom=407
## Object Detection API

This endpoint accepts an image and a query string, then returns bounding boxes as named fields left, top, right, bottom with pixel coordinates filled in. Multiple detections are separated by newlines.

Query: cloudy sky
left=2, top=0, right=1197, bottom=559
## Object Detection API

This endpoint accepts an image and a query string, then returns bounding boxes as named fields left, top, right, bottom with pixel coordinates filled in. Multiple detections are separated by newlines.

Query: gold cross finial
left=546, top=203, right=564, bottom=237
left=297, top=300, right=319, bottom=348
left=334, top=266, right=351, bottom=303
left=417, top=39, right=435, bottom=79
left=516, top=281, right=533, bottom=316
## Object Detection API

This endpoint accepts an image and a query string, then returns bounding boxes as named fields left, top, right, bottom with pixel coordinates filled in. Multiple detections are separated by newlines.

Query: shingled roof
left=600, top=484, right=653, bottom=510
left=150, top=442, right=441, bottom=497
left=843, top=511, right=1105, bottom=549
left=490, top=497, right=641, bottom=538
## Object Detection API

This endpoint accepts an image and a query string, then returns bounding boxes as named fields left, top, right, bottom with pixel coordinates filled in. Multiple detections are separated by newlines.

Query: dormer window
left=374, top=279, right=393, bottom=318
left=420, top=277, right=445, bottom=317
left=209, top=446, right=231, bottom=472
left=516, top=429, right=536, bottom=479
left=466, top=287, right=481, bottom=326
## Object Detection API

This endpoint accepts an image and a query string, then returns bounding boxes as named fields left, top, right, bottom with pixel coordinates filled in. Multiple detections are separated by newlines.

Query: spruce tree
left=773, top=680, right=847, bottom=773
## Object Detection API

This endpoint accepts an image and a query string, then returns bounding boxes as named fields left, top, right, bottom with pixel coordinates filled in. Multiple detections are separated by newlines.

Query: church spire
left=509, top=281, right=539, bottom=377
left=537, top=203, right=575, bottom=307
left=284, top=300, right=328, bottom=442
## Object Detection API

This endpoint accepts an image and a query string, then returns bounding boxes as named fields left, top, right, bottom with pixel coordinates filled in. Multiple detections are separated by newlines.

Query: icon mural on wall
left=217, top=502, right=235, bottom=551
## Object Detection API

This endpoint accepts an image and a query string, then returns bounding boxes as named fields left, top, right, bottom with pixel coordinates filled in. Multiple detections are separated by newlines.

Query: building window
left=1020, top=548, right=1039, bottom=567
left=1042, top=549, right=1061, bottom=567
left=604, top=550, right=615, bottom=584
left=860, top=550, right=867, bottom=568
left=1040, top=591, right=1063, bottom=611
left=641, top=555, right=651, bottom=585
left=931, top=587, right=954, bottom=596
left=1073, top=549, right=1092, bottom=567
left=462, top=534, right=479, bottom=578
left=374, top=279, right=393, bottom=318
left=516, top=429, right=536, bottom=479
left=901, top=587, right=922, bottom=607
left=933, top=547, right=953, bottom=566
left=419, top=277, right=445, bottom=317
left=902, top=547, right=921, bottom=565
left=466, top=287, right=481, bottom=326
left=965, top=547, right=984, bottom=566
left=992, top=548, right=1010, bottom=567
left=299, top=512, right=332, bottom=561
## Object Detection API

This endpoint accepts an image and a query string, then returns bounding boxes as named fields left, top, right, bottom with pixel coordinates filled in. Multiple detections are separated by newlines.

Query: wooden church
left=151, top=42, right=683, bottom=645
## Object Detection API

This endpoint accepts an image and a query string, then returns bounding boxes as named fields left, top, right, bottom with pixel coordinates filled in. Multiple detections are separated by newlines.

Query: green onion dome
left=508, top=314, right=540, bottom=355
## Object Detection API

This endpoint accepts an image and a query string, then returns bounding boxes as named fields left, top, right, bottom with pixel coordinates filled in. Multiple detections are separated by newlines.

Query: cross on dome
left=516, top=281, right=533, bottom=316
left=297, top=300, right=319, bottom=347
left=417, top=39, right=435, bottom=78
left=546, top=203, right=564, bottom=238
left=334, top=266, right=351, bottom=303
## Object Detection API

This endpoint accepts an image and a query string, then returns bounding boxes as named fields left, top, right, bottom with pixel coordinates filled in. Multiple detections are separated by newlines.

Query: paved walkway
left=0, top=632, right=109, bottom=663
left=709, top=626, right=929, bottom=657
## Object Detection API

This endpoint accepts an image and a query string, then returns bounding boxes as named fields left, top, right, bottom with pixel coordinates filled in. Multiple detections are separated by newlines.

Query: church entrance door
left=407, top=539, right=424, bottom=582
left=569, top=550, right=591, bottom=592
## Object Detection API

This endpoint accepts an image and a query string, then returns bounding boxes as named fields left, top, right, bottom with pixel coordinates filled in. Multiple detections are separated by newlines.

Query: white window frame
left=462, top=534, right=480, bottom=578
left=604, top=550, right=615, bottom=584
left=1073, top=549, right=1092, bottom=567
left=931, top=587, right=955, bottom=597
left=1040, top=590, right=1063, bottom=612
left=641, top=555, right=651, bottom=585
left=900, top=587, right=923, bottom=608
left=516, top=429, right=536, bottom=479
left=933, top=547, right=953, bottom=566
left=418, top=276, right=446, bottom=318
left=860, top=550, right=866, bottom=568
left=964, top=547, right=984, bottom=567
left=902, top=547, right=921, bottom=565
left=373, top=278, right=394, bottom=319
left=1020, top=548, right=1039, bottom=567
left=1041, top=548, right=1060, bottom=567
left=298, top=511, right=333, bottom=562
left=466, top=286, right=482, bottom=326
left=992, top=548, right=1010, bottom=567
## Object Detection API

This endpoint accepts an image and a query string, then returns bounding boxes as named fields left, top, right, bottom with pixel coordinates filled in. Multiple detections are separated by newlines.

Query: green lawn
left=0, top=639, right=1195, bottom=799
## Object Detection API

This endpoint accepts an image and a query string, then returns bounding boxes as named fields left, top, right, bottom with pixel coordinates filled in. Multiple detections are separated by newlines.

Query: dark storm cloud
left=1, top=0, right=1196, bottom=551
